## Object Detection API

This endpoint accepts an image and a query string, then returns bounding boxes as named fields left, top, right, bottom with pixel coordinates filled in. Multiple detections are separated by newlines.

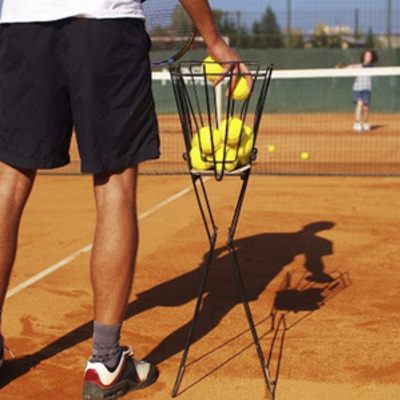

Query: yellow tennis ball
left=189, top=146, right=212, bottom=170
left=301, top=152, right=309, bottom=160
left=214, top=146, right=238, bottom=172
left=236, top=124, right=254, bottom=164
left=202, top=56, right=223, bottom=82
left=244, top=125, right=254, bottom=137
left=191, top=134, right=199, bottom=149
left=268, top=145, right=275, bottom=153
left=219, top=117, right=244, bottom=147
left=242, top=125, right=254, bottom=146
left=238, top=134, right=254, bottom=165
left=232, top=77, right=250, bottom=101
left=193, top=126, right=221, bottom=155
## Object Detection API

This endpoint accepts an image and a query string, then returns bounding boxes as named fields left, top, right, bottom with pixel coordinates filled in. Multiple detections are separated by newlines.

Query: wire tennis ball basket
left=170, top=60, right=272, bottom=181
left=169, top=61, right=275, bottom=399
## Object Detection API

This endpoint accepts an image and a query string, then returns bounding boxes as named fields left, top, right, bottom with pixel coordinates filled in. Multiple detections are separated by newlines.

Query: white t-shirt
left=0, top=0, right=145, bottom=23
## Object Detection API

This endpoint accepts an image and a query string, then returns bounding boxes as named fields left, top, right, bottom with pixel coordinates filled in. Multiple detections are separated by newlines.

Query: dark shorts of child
left=353, top=90, right=371, bottom=105
left=0, top=18, right=160, bottom=174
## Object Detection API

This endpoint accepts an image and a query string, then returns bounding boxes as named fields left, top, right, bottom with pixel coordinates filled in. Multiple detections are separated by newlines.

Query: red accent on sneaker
left=84, top=358, right=127, bottom=389
left=84, top=369, right=103, bottom=386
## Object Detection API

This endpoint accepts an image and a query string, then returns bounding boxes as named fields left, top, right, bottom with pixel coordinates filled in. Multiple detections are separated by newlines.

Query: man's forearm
left=179, top=0, right=221, bottom=47
left=179, top=0, right=251, bottom=87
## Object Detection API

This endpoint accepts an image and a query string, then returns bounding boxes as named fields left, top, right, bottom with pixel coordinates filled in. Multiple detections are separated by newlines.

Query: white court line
left=6, top=245, right=93, bottom=299
left=6, top=180, right=207, bottom=299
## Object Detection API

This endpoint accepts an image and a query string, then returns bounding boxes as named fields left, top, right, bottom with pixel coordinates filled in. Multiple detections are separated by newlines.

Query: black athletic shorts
left=0, top=18, right=160, bottom=173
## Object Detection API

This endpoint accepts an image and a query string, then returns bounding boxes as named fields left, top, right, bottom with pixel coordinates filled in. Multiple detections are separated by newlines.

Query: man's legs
left=83, top=166, right=158, bottom=399
left=91, top=166, right=138, bottom=326
left=0, top=162, right=36, bottom=367
left=0, top=162, right=36, bottom=312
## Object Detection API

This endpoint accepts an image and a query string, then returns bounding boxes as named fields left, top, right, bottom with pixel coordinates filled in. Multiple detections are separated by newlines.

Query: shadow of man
left=0, top=221, right=335, bottom=386
left=141, top=221, right=335, bottom=365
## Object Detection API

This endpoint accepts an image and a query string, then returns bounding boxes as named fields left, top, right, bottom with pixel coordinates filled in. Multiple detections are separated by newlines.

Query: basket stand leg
left=227, top=170, right=275, bottom=399
left=171, top=174, right=217, bottom=397
left=171, top=171, right=275, bottom=399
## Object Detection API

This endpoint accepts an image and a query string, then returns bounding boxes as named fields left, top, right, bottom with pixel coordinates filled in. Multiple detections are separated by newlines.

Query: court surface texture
left=1, top=173, right=399, bottom=400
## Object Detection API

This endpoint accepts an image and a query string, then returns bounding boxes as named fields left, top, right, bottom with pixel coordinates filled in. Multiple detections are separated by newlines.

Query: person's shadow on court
left=139, top=220, right=335, bottom=365
left=0, top=221, right=335, bottom=387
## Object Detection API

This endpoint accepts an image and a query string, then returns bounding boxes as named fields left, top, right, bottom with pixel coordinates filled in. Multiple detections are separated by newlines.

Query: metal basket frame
left=169, top=61, right=275, bottom=399
left=170, top=61, right=272, bottom=181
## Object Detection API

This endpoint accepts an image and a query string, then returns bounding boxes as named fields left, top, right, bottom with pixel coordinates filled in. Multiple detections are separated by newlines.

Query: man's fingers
left=237, top=62, right=254, bottom=93
left=209, top=59, right=254, bottom=99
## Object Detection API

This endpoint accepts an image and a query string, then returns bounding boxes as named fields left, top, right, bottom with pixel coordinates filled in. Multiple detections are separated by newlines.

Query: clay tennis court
left=154, top=113, right=400, bottom=174
left=55, top=113, right=400, bottom=177
left=1, top=165, right=399, bottom=398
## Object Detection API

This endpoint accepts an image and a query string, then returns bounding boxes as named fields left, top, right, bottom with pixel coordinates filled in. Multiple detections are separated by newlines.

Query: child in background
left=349, top=50, right=379, bottom=132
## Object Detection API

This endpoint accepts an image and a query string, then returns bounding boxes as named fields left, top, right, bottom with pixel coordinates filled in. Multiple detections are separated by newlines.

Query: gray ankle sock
left=91, top=321, right=122, bottom=370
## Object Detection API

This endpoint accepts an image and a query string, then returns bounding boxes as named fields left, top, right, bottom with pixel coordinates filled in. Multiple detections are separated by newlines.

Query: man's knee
left=0, top=163, right=36, bottom=204
left=93, top=166, right=138, bottom=208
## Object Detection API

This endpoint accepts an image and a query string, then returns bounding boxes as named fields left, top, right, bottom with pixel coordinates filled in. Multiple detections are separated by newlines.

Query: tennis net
left=44, top=65, right=400, bottom=177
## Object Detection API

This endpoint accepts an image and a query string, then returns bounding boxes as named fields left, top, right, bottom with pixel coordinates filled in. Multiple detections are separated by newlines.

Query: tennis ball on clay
left=268, top=145, right=276, bottom=153
left=193, top=126, right=222, bottom=155
left=219, top=118, right=245, bottom=147
left=301, top=152, right=309, bottom=160
left=202, top=56, right=223, bottom=82
left=232, top=77, right=250, bottom=101
left=214, top=145, right=238, bottom=172
left=189, top=146, right=212, bottom=170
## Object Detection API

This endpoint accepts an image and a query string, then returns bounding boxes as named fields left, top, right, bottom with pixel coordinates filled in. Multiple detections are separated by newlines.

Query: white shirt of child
left=0, top=0, right=145, bottom=23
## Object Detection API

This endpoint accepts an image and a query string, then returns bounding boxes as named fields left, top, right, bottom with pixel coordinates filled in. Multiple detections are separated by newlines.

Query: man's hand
left=179, top=0, right=253, bottom=93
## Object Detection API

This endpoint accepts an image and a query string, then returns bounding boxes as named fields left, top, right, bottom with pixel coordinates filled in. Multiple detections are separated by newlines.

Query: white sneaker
left=82, top=346, right=158, bottom=400
left=353, top=122, right=363, bottom=132
left=363, top=122, right=370, bottom=131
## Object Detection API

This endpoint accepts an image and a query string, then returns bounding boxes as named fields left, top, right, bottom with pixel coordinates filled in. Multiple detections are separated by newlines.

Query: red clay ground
left=1, top=174, right=399, bottom=399
left=55, top=113, right=400, bottom=176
